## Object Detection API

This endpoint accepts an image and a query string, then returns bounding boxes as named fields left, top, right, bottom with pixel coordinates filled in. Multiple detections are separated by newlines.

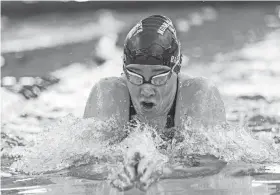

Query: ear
left=180, top=54, right=182, bottom=64
left=174, top=54, right=182, bottom=73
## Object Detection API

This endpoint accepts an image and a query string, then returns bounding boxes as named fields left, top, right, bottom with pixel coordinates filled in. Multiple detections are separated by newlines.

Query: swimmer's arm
left=83, top=77, right=130, bottom=125
left=161, top=155, right=226, bottom=179
left=161, top=165, right=214, bottom=179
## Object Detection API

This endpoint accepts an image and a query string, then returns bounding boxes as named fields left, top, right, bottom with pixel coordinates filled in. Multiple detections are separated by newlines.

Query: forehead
left=126, top=64, right=171, bottom=73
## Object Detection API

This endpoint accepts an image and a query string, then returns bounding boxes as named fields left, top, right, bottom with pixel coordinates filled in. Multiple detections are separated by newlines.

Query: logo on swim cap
left=170, top=55, right=180, bottom=64
left=127, top=21, right=143, bottom=39
left=123, top=15, right=182, bottom=72
left=157, top=20, right=177, bottom=38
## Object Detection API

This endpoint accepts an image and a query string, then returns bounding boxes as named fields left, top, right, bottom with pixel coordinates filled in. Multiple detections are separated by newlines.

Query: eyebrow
left=152, top=68, right=170, bottom=73
left=128, top=67, right=142, bottom=72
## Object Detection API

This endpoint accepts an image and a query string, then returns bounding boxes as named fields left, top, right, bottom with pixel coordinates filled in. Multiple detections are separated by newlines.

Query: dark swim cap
left=123, top=15, right=182, bottom=73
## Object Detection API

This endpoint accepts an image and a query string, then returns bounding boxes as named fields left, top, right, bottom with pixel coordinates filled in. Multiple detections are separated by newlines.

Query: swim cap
left=123, top=15, right=182, bottom=73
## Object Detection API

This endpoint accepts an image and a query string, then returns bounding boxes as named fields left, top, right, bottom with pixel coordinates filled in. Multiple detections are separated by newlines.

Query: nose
left=140, top=84, right=155, bottom=98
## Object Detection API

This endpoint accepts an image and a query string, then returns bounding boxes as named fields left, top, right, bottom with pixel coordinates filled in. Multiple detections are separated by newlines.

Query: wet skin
left=84, top=65, right=226, bottom=192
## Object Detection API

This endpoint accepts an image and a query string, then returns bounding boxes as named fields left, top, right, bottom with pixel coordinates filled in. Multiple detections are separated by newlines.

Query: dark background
left=1, top=1, right=272, bottom=18
left=1, top=1, right=279, bottom=79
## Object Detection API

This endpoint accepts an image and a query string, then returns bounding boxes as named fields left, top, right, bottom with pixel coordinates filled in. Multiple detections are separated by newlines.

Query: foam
left=9, top=115, right=279, bottom=176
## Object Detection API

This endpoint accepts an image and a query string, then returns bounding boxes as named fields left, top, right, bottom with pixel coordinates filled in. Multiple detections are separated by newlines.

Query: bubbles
left=9, top=115, right=119, bottom=174
left=184, top=121, right=279, bottom=163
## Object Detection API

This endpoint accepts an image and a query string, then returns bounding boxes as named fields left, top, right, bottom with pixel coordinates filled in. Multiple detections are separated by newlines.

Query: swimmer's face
left=124, top=64, right=178, bottom=118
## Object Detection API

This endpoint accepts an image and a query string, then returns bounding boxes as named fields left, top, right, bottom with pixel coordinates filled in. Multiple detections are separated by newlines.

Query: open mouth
left=141, top=101, right=155, bottom=110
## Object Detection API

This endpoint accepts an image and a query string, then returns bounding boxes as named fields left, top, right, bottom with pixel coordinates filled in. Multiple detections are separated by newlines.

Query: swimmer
left=84, top=15, right=226, bottom=191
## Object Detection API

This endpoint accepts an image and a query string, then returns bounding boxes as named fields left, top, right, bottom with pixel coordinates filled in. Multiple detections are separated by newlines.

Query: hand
left=135, top=155, right=167, bottom=191
left=110, top=152, right=140, bottom=191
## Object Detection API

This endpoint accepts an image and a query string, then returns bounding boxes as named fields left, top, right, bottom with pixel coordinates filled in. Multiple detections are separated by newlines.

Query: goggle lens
left=125, top=69, right=171, bottom=86
left=126, top=70, right=143, bottom=85
left=151, top=72, right=170, bottom=86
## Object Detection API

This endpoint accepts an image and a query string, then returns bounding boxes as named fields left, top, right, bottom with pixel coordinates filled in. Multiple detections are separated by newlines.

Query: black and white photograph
left=1, top=1, right=280, bottom=194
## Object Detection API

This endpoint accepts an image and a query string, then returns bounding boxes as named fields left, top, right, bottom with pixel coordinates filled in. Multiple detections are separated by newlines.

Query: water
left=2, top=118, right=280, bottom=194
left=1, top=168, right=279, bottom=195
left=1, top=3, right=280, bottom=195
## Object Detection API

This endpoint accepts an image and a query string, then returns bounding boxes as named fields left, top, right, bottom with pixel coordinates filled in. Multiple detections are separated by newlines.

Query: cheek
left=158, top=77, right=177, bottom=100
left=158, top=84, right=173, bottom=99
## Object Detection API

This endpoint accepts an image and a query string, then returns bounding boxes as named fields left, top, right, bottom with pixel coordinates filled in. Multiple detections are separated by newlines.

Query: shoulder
left=86, top=77, right=129, bottom=105
left=93, top=76, right=127, bottom=89
left=178, top=74, right=215, bottom=94
left=175, top=74, right=226, bottom=126
left=83, top=76, right=130, bottom=125
left=177, top=74, right=215, bottom=104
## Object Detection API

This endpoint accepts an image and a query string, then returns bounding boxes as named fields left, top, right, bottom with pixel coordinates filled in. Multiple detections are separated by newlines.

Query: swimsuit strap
left=129, top=99, right=137, bottom=121
left=165, top=77, right=178, bottom=128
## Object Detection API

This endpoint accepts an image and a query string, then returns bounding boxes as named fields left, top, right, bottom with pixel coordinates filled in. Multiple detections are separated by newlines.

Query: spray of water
left=9, top=114, right=279, bottom=177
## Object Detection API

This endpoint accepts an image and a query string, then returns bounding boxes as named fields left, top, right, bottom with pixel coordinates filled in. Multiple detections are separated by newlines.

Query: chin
left=140, top=107, right=155, bottom=115
left=136, top=106, right=155, bottom=117
left=142, top=108, right=163, bottom=119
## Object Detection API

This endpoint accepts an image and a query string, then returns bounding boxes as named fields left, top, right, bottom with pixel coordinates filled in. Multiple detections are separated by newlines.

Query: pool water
left=1, top=2, right=280, bottom=195
left=1, top=162, right=280, bottom=195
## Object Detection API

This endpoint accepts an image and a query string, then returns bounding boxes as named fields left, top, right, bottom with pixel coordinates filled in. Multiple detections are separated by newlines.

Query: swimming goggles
left=123, top=63, right=178, bottom=86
